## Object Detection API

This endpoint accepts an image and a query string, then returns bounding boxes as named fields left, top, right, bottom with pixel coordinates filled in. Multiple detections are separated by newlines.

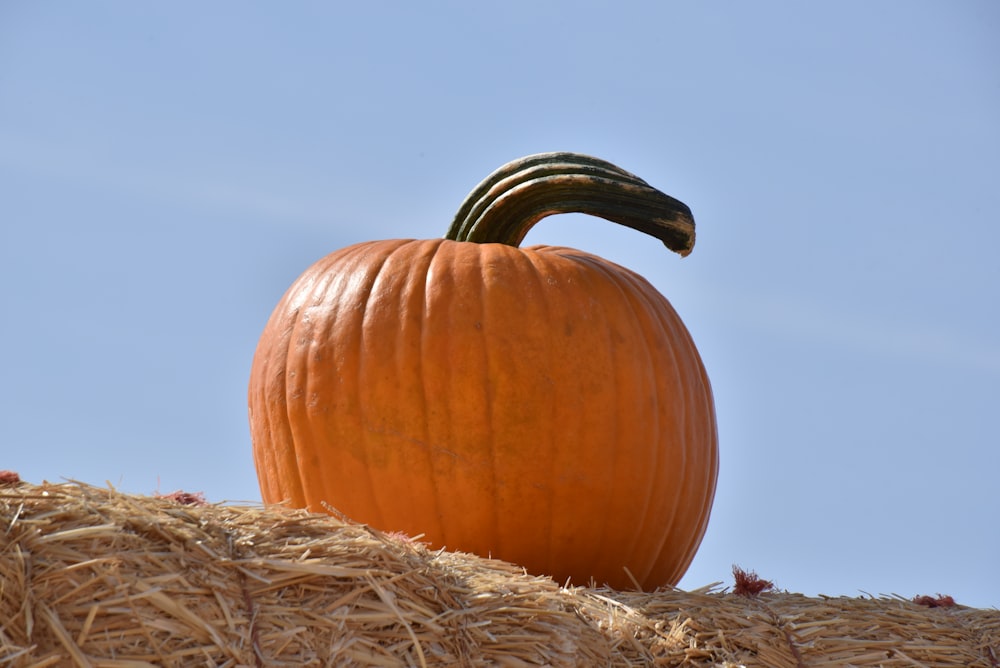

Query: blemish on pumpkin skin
left=362, top=421, right=462, bottom=462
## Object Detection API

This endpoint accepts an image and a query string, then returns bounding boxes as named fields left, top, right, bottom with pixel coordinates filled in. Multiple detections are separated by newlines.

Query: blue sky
left=2, top=3, right=998, bottom=608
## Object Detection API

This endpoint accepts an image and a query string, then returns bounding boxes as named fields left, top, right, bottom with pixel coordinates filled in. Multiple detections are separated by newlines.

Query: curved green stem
left=446, top=152, right=696, bottom=256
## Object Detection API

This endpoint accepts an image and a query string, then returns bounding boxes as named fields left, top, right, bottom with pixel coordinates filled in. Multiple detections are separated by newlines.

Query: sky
left=2, top=3, right=998, bottom=608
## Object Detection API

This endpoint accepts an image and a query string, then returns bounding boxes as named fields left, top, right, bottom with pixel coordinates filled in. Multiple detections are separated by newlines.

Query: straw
left=1, top=479, right=996, bottom=666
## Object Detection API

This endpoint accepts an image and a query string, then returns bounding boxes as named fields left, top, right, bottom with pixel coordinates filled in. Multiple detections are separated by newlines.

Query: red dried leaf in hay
left=913, top=594, right=956, bottom=608
left=732, top=565, right=774, bottom=597
left=156, top=490, right=208, bottom=506
left=0, top=470, right=21, bottom=485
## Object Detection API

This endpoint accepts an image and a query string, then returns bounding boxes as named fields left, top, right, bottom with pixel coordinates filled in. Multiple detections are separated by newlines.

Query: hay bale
left=1, top=480, right=996, bottom=667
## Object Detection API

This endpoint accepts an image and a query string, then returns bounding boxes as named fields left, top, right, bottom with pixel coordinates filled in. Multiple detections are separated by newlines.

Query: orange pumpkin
left=249, top=153, right=717, bottom=589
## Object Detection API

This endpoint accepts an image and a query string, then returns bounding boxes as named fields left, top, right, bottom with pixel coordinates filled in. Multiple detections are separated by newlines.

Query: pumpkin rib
left=413, top=240, right=447, bottom=546
left=590, top=256, right=671, bottom=586
left=372, top=242, right=422, bottom=534
left=420, top=240, right=501, bottom=553
left=565, top=250, right=627, bottom=579
left=516, top=247, right=563, bottom=571
left=615, top=267, right=699, bottom=585
left=527, top=246, right=617, bottom=582
left=543, top=246, right=714, bottom=586
left=270, top=321, right=304, bottom=509
left=286, top=250, right=334, bottom=513
left=293, top=253, right=342, bottom=514
left=267, top=293, right=300, bottom=508
left=475, top=247, right=503, bottom=556
left=521, top=246, right=653, bottom=586
left=342, top=251, right=461, bottom=530
left=477, top=244, right=527, bottom=558
left=623, top=269, right=690, bottom=585
left=283, top=278, right=315, bottom=511
left=420, top=238, right=489, bottom=549
left=248, top=318, right=275, bottom=503
left=250, top=333, right=302, bottom=508
left=527, top=248, right=639, bottom=582
left=590, top=258, right=667, bottom=585
left=678, top=359, right=719, bottom=572
left=668, top=305, right=718, bottom=571
left=543, top=250, right=611, bottom=581
left=634, top=281, right=697, bottom=584
left=625, top=269, right=717, bottom=584
left=375, top=240, right=463, bottom=541
left=315, top=250, right=368, bottom=518
left=300, top=253, right=347, bottom=514
left=353, top=243, right=404, bottom=529
left=278, top=272, right=321, bottom=510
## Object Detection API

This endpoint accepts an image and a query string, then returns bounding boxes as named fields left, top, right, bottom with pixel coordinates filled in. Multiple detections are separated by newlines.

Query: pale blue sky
left=2, top=2, right=998, bottom=607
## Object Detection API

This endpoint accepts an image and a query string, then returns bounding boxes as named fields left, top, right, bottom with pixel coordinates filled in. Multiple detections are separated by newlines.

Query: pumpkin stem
left=446, top=152, right=696, bottom=256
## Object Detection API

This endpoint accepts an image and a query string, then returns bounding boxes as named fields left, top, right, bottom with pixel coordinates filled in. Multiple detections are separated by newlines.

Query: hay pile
left=1, top=479, right=996, bottom=667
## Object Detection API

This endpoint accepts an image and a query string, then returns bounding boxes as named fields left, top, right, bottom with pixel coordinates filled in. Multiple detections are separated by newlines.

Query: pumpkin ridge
left=476, top=245, right=509, bottom=556
left=611, top=267, right=692, bottom=585
left=415, top=240, right=447, bottom=545
left=300, top=251, right=356, bottom=516
left=590, top=259, right=665, bottom=585
left=378, top=239, right=470, bottom=541
left=353, top=243, right=407, bottom=529
left=427, top=240, right=503, bottom=552
left=517, top=249, right=562, bottom=571
left=626, top=269, right=717, bottom=584
left=285, top=268, right=326, bottom=510
left=592, top=257, right=671, bottom=584
left=286, top=272, right=317, bottom=510
left=591, top=259, right=628, bottom=581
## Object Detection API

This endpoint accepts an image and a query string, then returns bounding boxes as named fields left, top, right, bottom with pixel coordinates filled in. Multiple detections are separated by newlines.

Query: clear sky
left=2, top=3, right=998, bottom=608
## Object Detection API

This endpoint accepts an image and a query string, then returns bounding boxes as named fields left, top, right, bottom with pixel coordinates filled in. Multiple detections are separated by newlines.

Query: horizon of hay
left=1, top=479, right=996, bottom=667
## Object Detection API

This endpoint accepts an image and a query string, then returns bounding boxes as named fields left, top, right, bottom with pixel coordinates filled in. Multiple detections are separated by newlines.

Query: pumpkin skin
left=249, top=154, right=718, bottom=590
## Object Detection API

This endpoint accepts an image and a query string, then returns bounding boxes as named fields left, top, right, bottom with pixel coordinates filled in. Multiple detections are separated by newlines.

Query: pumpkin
left=249, top=153, right=718, bottom=589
